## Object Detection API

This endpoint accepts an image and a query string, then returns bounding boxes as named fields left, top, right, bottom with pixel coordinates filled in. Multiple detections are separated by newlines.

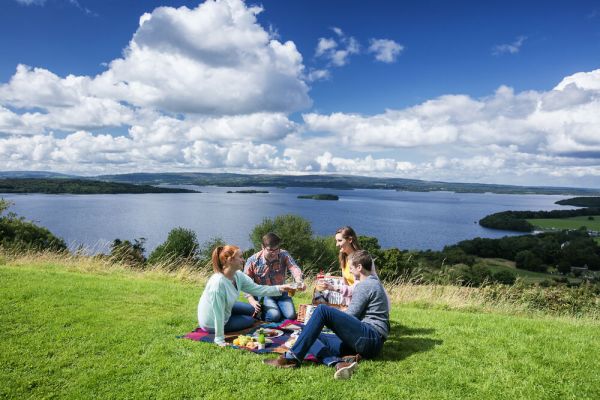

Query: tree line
left=2, top=200, right=599, bottom=289
left=479, top=208, right=600, bottom=232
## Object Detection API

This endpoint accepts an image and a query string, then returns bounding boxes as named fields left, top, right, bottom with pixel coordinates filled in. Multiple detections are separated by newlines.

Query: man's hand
left=315, top=281, right=331, bottom=291
left=297, top=282, right=307, bottom=292
left=248, top=297, right=261, bottom=315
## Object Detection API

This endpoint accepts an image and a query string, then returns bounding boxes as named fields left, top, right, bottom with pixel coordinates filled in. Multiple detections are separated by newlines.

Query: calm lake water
left=1, top=186, right=574, bottom=253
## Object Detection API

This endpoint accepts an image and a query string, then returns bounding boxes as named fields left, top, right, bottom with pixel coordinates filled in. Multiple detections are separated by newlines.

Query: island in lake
left=555, top=197, right=600, bottom=207
left=0, top=178, right=200, bottom=194
left=297, top=194, right=339, bottom=201
left=226, top=190, right=269, bottom=194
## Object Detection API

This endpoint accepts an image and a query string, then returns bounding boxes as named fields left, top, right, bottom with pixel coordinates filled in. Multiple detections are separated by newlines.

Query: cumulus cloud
left=303, top=71, right=600, bottom=163
left=314, top=27, right=360, bottom=67
left=1, top=0, right=311, bottom=119
left=368, top=39, right=403, bottom=63
left=492, top=36, right=527, bottom=55
left=2, top=0, right=600, bottom=186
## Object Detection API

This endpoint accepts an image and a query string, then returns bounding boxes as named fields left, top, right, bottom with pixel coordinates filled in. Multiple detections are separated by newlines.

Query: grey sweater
left=345, top=275, right=390, bottom=339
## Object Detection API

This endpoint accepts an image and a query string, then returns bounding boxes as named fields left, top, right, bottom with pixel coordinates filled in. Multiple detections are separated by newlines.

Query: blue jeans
left=286, top=304, right=384, bottom=365
left=260, top=293, right=296, bottom=322
left=221, top=302, right=256, bottom=332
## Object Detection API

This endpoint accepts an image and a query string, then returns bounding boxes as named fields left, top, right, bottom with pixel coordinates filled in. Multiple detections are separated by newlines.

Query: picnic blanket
left=181, top=320, right=305, bottom=355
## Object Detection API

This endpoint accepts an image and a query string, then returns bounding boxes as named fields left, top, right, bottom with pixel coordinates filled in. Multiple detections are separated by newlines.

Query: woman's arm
left=210, top=288, right=227, bottom=346
left=238, top=271, right=282, bottom=297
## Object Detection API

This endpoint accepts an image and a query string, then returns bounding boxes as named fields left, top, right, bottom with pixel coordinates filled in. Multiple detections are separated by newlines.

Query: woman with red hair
left=197, top=245, right=294, bottom=346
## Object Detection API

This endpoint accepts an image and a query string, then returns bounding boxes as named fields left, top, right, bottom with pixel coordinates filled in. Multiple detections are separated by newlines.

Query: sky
left=1, top=0, right=600, bottom=188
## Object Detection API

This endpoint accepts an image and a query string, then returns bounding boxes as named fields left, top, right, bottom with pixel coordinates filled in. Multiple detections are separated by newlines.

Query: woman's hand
left=297, top=282, right=307, bottom=292
left=315, top=280, right=331, bottom=291
left=278, top=284, right=295, bottom=293
left=248, top=297, right=261, bottom=315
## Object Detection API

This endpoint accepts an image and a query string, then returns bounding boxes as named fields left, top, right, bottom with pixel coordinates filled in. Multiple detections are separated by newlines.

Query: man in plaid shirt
left=244, top=232, right=306, bottom=322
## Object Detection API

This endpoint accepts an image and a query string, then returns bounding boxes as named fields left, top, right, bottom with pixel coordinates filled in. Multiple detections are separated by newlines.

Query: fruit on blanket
left=234, top=335, right=254, bottom=347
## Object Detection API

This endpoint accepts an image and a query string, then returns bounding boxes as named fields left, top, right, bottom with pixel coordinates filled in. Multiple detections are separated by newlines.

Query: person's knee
left=282, top=308, right=297, bottom=320
left=264, top=308, right=283, bottom=322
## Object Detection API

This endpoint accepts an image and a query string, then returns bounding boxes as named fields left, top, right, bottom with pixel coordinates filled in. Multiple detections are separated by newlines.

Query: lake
left=1, top=186, right=574, bottom=253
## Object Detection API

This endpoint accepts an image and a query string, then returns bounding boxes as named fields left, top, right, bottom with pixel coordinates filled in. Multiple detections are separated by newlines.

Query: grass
left=477, top=258, right=555, bottom=283
left=527, top=215, right=600, bottom=231
left=1, top=257, right=599, bottom=399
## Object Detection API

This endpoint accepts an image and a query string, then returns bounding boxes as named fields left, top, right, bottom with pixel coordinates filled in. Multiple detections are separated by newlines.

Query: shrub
left=110, top=238, right=146, bottom=268
left=148, top=227, right=199, bottom=268
left=0, top=198, right=67, bottom=252
left=492, top=269, right=517, bottom=285
left=515, top=250, right=546, bottom=272
left=197, top=236, right=225, bottom=271
left=249, top=214, right=315, bottom=264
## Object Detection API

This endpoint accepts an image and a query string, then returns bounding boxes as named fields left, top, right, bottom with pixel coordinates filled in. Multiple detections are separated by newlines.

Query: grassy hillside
left=477, top=258, right=557, bottom=283
left=527, top=215, right=600, bottom=231
left=1, top=260, right=599, bottom=400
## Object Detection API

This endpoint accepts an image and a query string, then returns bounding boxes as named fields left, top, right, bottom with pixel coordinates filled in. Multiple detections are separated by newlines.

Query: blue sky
left=1, top=0, right=600, bottom=187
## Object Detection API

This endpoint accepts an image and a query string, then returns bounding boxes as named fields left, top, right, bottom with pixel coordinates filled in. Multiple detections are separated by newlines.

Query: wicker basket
left=297, top=275, right=349, bottom=323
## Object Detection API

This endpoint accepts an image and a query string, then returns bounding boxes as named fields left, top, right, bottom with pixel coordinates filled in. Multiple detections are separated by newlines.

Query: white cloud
left=1, top=0, right=311, bottom=118
left=554, top=69, right=600, bottom=91
left=316, top=38, right=337, bottom=57
left=2, top=0, right=600, bottom=186
left=303, top=70, right=600, bottom=161
left=493, top=36, right=527, bottom=55
left=14, top=0, right=46, bottom=5
left=368, top=39, right=404, bottom=63
left=314, top=28, right=360, bottom=67
left=306, top=69, right=330, bottom=82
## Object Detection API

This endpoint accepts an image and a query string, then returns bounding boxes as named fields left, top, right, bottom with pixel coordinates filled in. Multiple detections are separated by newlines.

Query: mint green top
left=197, top=270, right=281, bottom=345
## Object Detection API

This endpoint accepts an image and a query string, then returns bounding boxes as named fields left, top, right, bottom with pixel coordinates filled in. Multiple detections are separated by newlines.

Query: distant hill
left=1, top=171, right=599, bottom=195
left=0, top=178, right=200, bottom=194
left=95, top=172, right=600, bottom=195
left=0, top=171, right=77, bottom=179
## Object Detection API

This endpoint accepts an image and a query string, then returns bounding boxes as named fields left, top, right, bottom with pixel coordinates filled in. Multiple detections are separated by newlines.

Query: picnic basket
left=297, top=275, right=347, bottom=323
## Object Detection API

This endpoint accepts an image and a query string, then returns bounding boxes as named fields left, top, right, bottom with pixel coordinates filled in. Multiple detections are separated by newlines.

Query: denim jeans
left=223, top=302, right=256, bottom=332
left=286, top=304, right=383, bottom=365
left=260, top=293, right=296, bottom=322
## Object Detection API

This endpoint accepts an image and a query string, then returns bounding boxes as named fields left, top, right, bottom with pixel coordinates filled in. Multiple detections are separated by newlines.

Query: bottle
left=257, top=328, right=265, bottom=350
left=316, top=270, right=325, bottom=292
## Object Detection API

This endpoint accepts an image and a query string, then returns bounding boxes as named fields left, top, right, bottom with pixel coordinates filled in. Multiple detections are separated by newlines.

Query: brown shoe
left=334, top=361, right=357, bottom=380
left=263, top=355, right=300, bottom=369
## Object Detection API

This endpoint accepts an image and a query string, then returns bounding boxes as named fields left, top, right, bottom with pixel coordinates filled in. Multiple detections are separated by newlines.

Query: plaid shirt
left=243, top=249, right=303, bottom=288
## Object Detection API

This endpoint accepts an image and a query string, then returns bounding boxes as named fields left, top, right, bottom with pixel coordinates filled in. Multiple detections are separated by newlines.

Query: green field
left=1, top=262, right=599, bottom=400
left=478, top=258, right=557, bottom=283
left=527, top=215, right=600, bottom=231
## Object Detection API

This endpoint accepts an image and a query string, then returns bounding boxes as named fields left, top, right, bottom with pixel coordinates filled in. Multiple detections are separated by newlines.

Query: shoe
left=334, top=361, right=357, bottom=380
left=263, top=355, right=300, bottom=369
left=341, top=354, right=362, bottom=364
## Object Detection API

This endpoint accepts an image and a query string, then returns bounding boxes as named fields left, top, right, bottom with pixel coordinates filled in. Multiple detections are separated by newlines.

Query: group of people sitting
left=196, top=226, right=390, bottom=380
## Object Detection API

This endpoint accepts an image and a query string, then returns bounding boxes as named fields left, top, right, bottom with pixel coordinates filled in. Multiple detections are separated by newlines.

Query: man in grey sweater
left=264, top=250, right=390, bottom=379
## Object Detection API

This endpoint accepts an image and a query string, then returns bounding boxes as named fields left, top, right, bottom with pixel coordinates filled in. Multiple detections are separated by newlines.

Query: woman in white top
left=197, top=245, right=294, bottom=346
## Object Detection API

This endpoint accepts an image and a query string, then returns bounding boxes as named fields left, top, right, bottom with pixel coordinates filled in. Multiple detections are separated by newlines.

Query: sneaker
left=334, top=361, right=357, bottom=380
left=263, top=355, right=300, bottom=369
left=341, top=354, right=362, bottom=364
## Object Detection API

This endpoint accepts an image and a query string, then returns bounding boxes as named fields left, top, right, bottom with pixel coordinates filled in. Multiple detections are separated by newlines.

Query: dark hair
left=335, top=226, right=361, bottom=270
left=211, top=245, right=240, bottom=273
left=262, top=232, right=281, bottom=248
left=350, top=250, right=372, bottom=272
